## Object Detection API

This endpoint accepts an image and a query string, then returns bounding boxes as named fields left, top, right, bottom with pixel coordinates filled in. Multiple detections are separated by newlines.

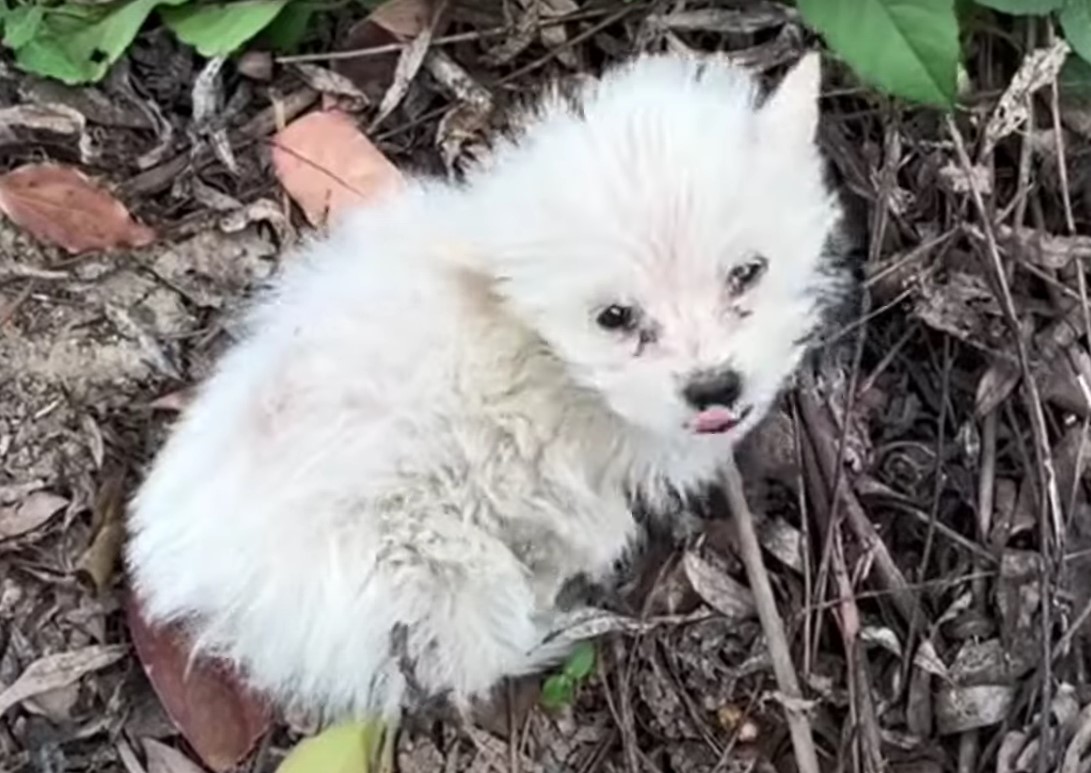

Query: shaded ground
left=4, top=2, right=1091, bottom=772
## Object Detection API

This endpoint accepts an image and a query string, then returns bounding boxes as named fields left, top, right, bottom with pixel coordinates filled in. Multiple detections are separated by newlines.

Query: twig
left=947, top=113, right=1061, bottom=773
left=721, top=454, right=820, bottom=773
left=281, top=3, right=648, bottom=63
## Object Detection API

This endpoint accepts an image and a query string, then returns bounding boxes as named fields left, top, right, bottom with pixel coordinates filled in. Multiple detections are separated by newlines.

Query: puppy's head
left=463, top=53, right=855, bottom=440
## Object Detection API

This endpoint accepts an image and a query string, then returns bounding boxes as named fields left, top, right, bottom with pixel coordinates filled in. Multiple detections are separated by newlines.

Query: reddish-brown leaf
left=126, top=593, right=272, bottom=773
left=271, top=110, right=403, bottom=227
left=0, top=164, right=155, bottom=254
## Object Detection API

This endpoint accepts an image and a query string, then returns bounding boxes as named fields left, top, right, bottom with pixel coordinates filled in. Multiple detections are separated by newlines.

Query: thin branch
left=721, top=454, right=821, bottom=773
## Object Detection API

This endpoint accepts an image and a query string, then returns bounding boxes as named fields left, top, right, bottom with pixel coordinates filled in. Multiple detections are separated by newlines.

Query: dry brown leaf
left=291, top=64, right=369, bottom=106
left=913, top=271, right=1003, bottom=344
left=76, top=471, right=126, bottom=593
left=369, top=0, right=434, bottom=37
left=271, top=110, right=403, bottom=227
left=0, top=163, right=155, bottom=254
left=0, top=490, right=67, bottom=540
left=935, top=684, right=1015, bottom=734
left=950, top=639, right=1031, bottom=685
left=0, top=644, right=127, bottom=718
left=912, top=639, right=949, bottom=679
left=0, top=104, right=87, bottom=154
left=332, top=0, right=442, bottom=100
left=127, top=593, right=271, bottom=772
left=997, top=731, right=1031, bottom=773
left=143, top=738, right=210, bottom=773
left=975, top=361, right=1020, bottom=418
left=982, top=38, right=1070, bottom=158
left=860, top=626, right=903, bottom=657
left=680, top=551, right=756, bottom=621
left=369, top=1, right=443, bottom=130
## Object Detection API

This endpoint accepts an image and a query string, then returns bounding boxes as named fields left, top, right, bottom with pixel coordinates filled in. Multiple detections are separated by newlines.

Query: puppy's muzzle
left=683, top=369, right=742, bottom=411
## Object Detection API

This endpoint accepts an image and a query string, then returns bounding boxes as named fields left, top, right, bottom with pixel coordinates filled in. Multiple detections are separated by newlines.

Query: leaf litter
left=5, top=2, right=1091, bottom=773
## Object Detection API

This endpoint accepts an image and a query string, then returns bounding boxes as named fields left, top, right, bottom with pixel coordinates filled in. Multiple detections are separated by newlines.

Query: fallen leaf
left=913, top=639, right=950, bottom=679
left=0, top=480, right=46, bottom=505
left=275, top=721, right=391, bottom=773
left=24, top=682, right=80, bottom=723
left=680, top=551, right=756, bottom=621
left=369, top=0, right=434, bottom=37
left=76, top=471, right=127, bottom=593
left=291, top=63, right=369, bottom=105
left=0, top=163, right=155, bottom=254
left=860, top=625, right=903, bottom=657
left=0, top=491, right=68, bottom=540
left=143, top=738, right=210, bottom=773
left=935, top=684, right=1015, bottom=734
left=332, top=0, right=441, bottom=100
left=0, top=103, right=86, bottom=151
left=127, top=593, right=272, bottom=772
left=982, top=38, right=1070, bottom=157
left=950, top=638, right=1033, bottom=685
left=0, top=644, right=127, bottom=718
left=368, top=15, right=437, bottom=130
left=271, top=110, right=403, bottom=227
left=913, top=270, right=1003, bottom=344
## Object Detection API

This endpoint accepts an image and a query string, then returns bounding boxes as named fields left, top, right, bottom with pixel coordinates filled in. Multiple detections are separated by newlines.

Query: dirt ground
left=4, top=2, right=1091, bottom=772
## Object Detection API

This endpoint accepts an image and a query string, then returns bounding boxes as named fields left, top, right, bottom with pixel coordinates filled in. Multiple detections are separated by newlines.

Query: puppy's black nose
left=684, top=370, right=742, bottom=410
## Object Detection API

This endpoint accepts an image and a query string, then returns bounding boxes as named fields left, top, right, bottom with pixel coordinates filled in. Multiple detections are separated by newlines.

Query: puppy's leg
left=375, top=522, right=557, bottom=713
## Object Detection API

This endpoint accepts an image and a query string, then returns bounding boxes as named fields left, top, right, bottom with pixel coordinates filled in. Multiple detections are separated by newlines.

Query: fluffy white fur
left=126, top=52, right=849, bottom=723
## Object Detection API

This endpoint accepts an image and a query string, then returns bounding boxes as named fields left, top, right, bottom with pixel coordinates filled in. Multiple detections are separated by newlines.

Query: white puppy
left=126, top=52, right=853, bottom=723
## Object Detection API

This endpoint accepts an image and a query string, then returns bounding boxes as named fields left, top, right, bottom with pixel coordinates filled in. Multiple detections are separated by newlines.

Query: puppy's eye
left=596, top=304, right=636, bottom=331
left=727, top=257, right=768, bottom=294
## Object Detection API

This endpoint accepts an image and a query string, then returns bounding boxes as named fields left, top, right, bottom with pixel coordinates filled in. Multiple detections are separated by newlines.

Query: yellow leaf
left=275, top=720, right=391, bottom=773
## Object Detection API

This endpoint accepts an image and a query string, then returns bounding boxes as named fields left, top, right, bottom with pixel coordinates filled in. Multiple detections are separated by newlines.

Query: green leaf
left=275, top=720, right=388, bottom=773
left=1061, top=0, right=1091, bottom=63
left=3, top=3, right=44, bottom=49
left=12, top=0, right=186, bottom=85
left=797, top=0, right=960, bottom=107
left=1060, top=55, right=1091, bottom=104
left=540, top=674, right=574, bottom=711
left=562, top=641, right=596, bottom=681
left=161, top=0, right=291, bottom=57
left=260, top=2, right=313, bottom=52
left=973, top=0, right=1065, bottom=13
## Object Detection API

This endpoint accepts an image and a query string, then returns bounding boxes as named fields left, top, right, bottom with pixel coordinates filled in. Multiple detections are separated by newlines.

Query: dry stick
left=377, top=3, right=640, bottom=143
left=1047, top=28, right=1091, bottom=523
left=721, top=454, right=820, bottom=773
left=947, top=115, right=1062, bottom=773
left=275, top=3, right=646, bottom=64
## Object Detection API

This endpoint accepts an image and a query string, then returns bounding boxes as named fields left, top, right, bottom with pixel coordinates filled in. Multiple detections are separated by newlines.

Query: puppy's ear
left=761, top=52, right=821, bottom=144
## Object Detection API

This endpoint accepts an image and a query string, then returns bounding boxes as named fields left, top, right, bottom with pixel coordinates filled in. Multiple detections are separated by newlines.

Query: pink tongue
left=694, top=407, right=737, bottom=434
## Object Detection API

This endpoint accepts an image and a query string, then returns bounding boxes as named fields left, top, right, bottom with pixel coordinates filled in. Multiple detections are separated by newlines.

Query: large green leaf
left=797, top=0, right=961, bottom=107
left=1061, top=0, right=1091, bottom=64
left=1060, top=55, right=1091, bottom=103
left=259, top=2, right=314, bottom=53
left=11, top=0, right=185, bottom=85
left=161, top=0, right=290, bottom=57
left=3, top=4, right=44, bottom=49
left=974, top=0, right=1064, bottom=13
